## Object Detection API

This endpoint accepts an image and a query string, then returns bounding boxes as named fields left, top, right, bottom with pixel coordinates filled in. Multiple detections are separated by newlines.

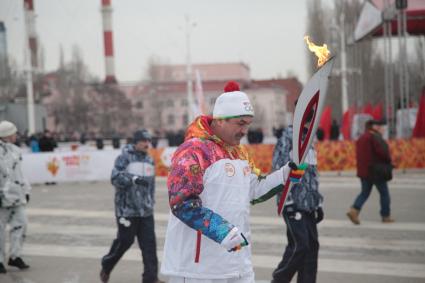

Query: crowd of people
left=0, top=81, right=396, bottom=282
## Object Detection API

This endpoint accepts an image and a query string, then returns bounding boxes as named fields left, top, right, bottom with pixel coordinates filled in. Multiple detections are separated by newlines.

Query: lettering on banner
left=61, top=154, right=91, bottom=167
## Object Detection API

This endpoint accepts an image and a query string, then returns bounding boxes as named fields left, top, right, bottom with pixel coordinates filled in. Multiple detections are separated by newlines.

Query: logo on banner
left=47, top=157, right=60, bottom=176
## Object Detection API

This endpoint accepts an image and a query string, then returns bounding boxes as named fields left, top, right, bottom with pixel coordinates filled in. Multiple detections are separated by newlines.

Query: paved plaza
left=1, top=170, right=425, bottom=283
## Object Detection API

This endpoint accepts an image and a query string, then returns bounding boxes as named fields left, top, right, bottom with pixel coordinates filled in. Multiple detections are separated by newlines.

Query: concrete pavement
left=1, top=170, right=425, bottom=283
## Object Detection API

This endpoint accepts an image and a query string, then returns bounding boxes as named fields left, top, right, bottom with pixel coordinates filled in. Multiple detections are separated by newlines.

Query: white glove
left=220, top=227, right=248, bottom=252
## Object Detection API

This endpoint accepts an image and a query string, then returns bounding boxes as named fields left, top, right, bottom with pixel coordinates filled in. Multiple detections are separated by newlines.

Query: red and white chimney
left=101, top=0, right=117, bottom=84
left=24, top=0, right=38, bottom=70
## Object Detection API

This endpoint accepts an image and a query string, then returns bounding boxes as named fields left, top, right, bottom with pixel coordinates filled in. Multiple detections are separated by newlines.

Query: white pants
left=0, top=205, right=28, bottom=263
left=167, top=273, right=255, bottom=283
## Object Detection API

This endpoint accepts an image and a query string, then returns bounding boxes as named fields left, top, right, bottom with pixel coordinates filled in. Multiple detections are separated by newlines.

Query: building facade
left=41, top=62, right=302, bottom=140
left=125, top=63, right=302, bottom=137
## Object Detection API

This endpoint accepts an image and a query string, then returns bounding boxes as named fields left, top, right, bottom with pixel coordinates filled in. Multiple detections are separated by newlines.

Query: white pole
left=383, top=21, right=390, bottom=125
left=185, top=15, right=194, bottom=123
left=402, top=8, right=409, bottom=109
left=388, top=19, right=395, bottom=134
left=396, top=9, right=403, bottom=137
left=24, top=1, right=35, bottom=134
left=340, top=10, right=348, bottom=114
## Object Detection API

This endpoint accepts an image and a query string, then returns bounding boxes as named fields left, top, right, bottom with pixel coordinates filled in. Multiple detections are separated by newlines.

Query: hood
left=122, top=143, right=147, bottom=157
left=185, top=115, right=215, bottom=142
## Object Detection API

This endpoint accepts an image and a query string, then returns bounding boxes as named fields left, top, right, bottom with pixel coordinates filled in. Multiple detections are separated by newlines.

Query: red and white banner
left=22, top=150, right=120, bottom=184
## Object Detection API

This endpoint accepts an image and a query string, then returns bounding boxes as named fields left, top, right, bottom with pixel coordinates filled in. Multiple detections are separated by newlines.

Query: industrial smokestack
left=24, top=0, right=38, bottom=70
left=101, top=0, right=117, bottom=84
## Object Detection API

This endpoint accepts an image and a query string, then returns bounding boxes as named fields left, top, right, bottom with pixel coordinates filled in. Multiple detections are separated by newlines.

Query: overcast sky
left=0, top=0, right=316, bottom=83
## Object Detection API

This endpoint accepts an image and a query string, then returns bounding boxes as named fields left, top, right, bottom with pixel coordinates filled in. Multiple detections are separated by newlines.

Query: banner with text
left=22, top=139, right=425, bottom=184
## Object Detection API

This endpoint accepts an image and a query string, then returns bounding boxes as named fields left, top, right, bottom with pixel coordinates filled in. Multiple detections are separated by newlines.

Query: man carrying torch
left=161, top=81, right=306, bottom=283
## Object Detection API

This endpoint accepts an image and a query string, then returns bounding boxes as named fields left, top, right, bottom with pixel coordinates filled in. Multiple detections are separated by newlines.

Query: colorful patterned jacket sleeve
left=167, top=140, right=235, bottom=244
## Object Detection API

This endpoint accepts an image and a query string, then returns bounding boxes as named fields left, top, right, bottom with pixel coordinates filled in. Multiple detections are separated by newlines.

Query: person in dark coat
left=330, top=119, right=340, bottom=140
left=38, top=130, right=56, bottom=152
left=347, top=119, right=394, bottom=224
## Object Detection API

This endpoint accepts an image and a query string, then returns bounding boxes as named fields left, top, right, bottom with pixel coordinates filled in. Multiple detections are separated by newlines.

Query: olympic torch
left=277, top=36, right=335, bottom=215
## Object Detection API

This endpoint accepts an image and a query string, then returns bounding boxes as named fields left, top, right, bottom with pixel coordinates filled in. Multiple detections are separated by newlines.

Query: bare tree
left=49, top=46, right=93, bottom=135
left=305, top=0, right=330, bottom=77
left=88, top=84, right=133, bottom=137
left=411, top=36, right=425, bottom=101
left=306, top=0, right=392, bottom=119
left=0, top=58, right=24, bottom=103
left=51, top=46, right=134, bottom=137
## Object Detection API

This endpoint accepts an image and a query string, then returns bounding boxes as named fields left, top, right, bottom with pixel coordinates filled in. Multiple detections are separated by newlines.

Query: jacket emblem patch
left=243, top=166, right=251, bottom=176
left=224, top=163, right=235, bottom=177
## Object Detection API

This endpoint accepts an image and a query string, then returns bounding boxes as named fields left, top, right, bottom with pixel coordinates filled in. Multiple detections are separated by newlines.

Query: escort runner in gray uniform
left=271, top=124, right=324, bottom=283
left=100, top=130, right=163, bottom=283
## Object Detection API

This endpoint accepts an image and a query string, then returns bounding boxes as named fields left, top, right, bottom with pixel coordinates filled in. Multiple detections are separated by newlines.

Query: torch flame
left=304, top=35, right=331, bottom=68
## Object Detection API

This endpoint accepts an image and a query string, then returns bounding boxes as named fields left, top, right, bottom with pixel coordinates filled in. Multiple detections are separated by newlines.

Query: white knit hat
left=0, top=120, right=17, bottom=138
left=213, top=81, right=255, bottom=119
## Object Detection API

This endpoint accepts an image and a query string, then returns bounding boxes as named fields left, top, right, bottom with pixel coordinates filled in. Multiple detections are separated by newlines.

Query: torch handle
left=277, top=177, right=292, bottom=215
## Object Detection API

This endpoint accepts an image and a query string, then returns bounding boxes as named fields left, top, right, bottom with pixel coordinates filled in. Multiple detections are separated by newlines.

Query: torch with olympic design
left=277, top=36, right=335, bottom=215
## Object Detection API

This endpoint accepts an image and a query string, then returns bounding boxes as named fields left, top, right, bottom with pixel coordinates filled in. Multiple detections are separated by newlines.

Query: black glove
left=288, top=161, right=298, bottom=170
left=133, top=176, right=149, bottom=187
left=315, top=207, right=324, bottom=224
left=26, top=194, right=30, bottom=203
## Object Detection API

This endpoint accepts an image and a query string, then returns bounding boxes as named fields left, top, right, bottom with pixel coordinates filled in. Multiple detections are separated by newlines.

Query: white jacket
left=161, top=152, right=288, bottom=279
left=0, top=141, right=31, bottom=207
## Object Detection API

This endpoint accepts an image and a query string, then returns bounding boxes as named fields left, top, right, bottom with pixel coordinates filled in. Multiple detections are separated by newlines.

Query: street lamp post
left=340, top=10, right=349, bottom=115
left=23, top=0, right=36, bottom=134
left=185, top=15, right=196, bottom=123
